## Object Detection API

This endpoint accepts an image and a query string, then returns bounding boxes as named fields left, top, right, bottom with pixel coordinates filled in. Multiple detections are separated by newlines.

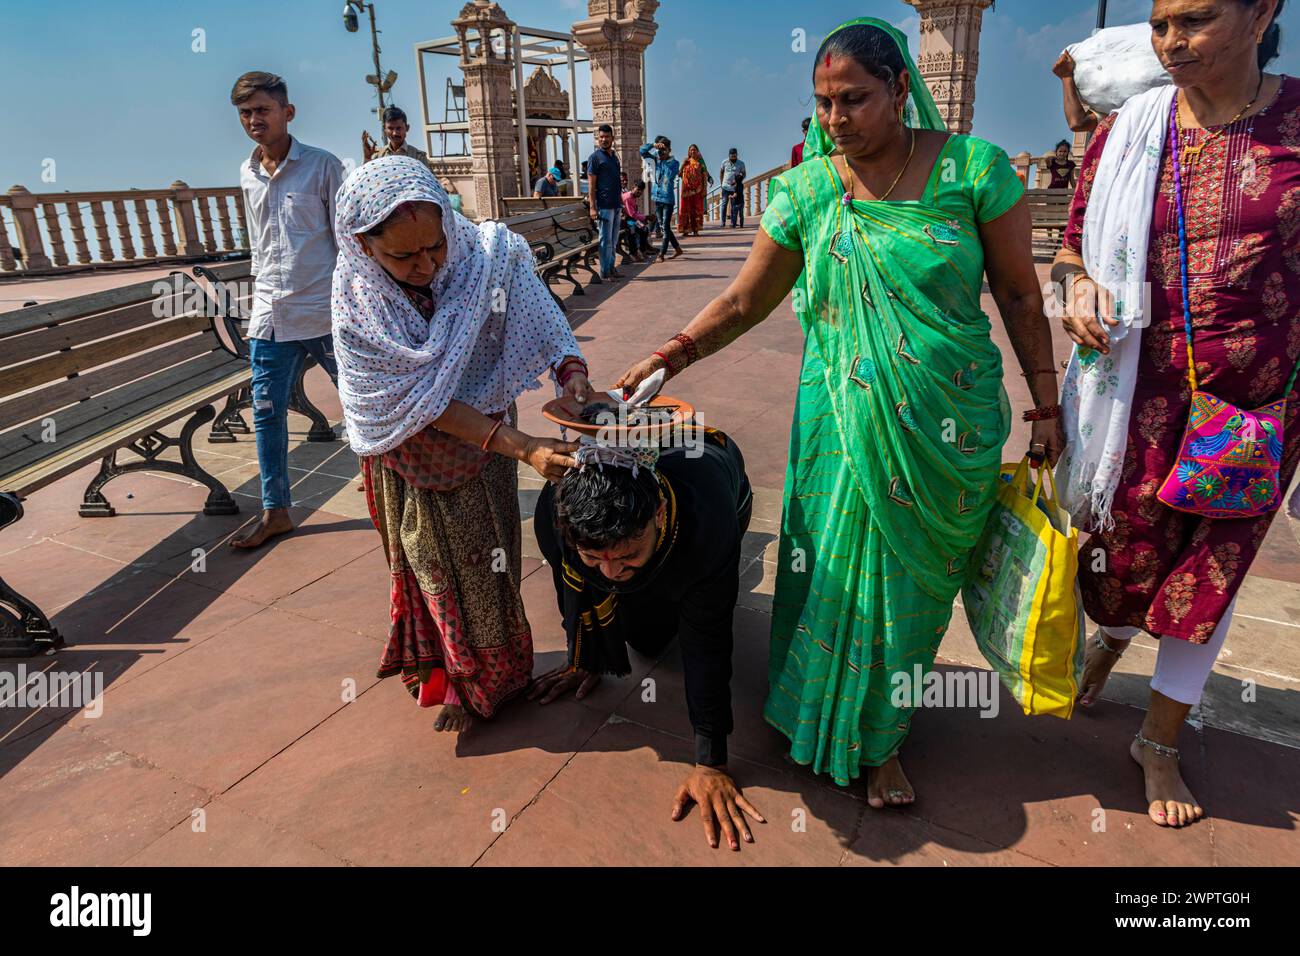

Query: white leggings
left=1101, top=596, right=1237, bottom=706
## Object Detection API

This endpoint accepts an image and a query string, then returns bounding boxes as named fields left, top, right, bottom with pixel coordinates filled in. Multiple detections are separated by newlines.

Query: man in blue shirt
left=585, top=124, right=623, bottom=279
left=533, top=165, right=562, bottom=198
left=639, top=136, right=682, bottom=261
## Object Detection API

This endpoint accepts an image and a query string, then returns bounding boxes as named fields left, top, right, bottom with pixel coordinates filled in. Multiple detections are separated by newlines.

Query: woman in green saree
left=615, top=18, right=1065, bottom=812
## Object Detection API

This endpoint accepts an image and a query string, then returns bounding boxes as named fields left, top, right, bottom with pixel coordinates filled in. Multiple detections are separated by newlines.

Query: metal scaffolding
left=414, top=24, right=629, bottom=197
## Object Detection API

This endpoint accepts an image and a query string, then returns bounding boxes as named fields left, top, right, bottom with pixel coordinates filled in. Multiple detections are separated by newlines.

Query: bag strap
left=1169, top=94, right=1300, bottom=399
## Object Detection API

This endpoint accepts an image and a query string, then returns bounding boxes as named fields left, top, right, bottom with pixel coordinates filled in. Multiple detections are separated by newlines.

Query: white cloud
left=672, top=37, right=698, bottom=73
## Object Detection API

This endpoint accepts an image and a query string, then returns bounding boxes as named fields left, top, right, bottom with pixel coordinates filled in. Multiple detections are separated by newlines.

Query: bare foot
left=1130, top=736, right=1204, bottom=827
left=230, top=508, right=294, bottom=549
left=1077, top=628, right=1128, bottom=708
left=432, top=703, right=472, bottom=734
left=866, top=755, right=915, bottom=809
left=670, top=248, right=684, bottom=259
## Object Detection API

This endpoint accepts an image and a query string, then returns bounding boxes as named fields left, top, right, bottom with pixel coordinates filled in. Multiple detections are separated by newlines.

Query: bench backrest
left=501, top=206, right=597, bottom=265
left=501, top=196, right=582, bottom=215
left=0, top=272, right=234, bottom=437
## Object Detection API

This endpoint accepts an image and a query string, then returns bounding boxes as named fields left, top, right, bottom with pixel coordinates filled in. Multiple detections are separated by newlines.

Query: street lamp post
left=343, top=1, right=397, bottom=133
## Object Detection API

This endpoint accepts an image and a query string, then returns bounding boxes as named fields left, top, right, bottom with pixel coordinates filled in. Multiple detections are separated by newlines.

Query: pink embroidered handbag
left=1155, top=95, right=1297, bottom=519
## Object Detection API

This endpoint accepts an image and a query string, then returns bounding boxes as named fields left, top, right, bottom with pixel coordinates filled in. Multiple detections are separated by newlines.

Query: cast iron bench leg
left=557, top=260, right=584, bottom=296
left=289, top=358, right=337, bottom=443
left=0, top=494, right=64, bottom=657
left=80, top=405, right=240, bottom=518
left=207, top=386, right=251, bottom=443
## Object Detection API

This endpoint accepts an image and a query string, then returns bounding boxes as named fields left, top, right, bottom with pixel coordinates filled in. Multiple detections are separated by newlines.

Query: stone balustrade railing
left=0, top=182, right=248, bottom=276
left=705, top=163, right=789, bottom=224
left=1010, top=152, right=1079, bottom=191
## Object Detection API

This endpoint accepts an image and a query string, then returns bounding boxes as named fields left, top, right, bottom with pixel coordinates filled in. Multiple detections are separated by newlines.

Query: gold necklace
left=843, top=126, right=916, bottom=203
left=1177, top=75, right=1264, bottom=168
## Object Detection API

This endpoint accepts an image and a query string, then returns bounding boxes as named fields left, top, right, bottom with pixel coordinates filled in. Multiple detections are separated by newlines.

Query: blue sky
left=3, top=0, right=1299, bottom=193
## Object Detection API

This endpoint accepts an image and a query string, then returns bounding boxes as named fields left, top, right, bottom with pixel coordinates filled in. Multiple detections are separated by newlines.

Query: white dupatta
left=330, top=157, right=580, bottom=456
left=1058, top=84, right=1177, bottom=530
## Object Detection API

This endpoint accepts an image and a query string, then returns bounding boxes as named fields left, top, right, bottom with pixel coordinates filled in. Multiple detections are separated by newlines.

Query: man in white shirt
left=230, top=71, right=344, bottom=549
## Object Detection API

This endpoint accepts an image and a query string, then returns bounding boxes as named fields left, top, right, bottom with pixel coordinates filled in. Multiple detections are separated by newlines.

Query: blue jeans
left=247, top=333, right=338, bottom=510
left=722, top=189, right=743, bottom=226
left=656, top=201, right=681, bottom=256
left=596, top=206, right=621, bottom=276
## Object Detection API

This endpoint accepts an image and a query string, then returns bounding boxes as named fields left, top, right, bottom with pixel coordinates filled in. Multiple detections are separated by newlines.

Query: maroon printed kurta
left=1064, top=75, right=1300, bottom=642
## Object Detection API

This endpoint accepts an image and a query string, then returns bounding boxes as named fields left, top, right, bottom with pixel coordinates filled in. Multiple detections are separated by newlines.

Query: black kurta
left=534, top=432, right=752, bottom=766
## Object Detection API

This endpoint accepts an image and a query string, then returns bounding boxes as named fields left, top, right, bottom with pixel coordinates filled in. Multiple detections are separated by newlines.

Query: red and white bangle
left=555, top=359, right=588, bottom=387
left=1022, top=404, right=1062, bottom=423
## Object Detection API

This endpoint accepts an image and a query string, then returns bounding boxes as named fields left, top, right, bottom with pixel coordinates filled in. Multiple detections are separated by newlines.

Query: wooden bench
left=1026, top=188, right=1073, bottom=261
left=0, top=271, right=252, bottom=656
left=192, top=262, right=336, bottom=444
left=501, top=202, right=602, bottom=311
left=500, top=196, right=583, bottom=216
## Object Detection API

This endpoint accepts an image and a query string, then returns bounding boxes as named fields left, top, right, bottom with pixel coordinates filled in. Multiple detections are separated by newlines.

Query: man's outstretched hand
left=671, top=765, right=765, bottom=850
left=527, top=663, right=601, bottom=704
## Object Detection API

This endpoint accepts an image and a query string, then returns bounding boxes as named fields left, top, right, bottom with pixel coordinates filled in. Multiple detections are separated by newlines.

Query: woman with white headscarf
left=332, top=156, right=590, bottom=733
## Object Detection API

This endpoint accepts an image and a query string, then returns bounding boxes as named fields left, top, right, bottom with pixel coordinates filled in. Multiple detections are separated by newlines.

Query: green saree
left=760, top=18, right=1024, bottom=786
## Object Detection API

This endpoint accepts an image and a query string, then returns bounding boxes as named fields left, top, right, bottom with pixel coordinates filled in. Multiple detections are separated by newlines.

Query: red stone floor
left=1, top=225, right=1297, bottom=865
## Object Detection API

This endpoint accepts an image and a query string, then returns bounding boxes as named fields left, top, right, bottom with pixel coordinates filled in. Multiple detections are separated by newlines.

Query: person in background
left=363, top=106, right=434, bottom=169
left=642, top=144, right=660, bottom=237
left=533, top=165, right=562, bottom=198
left=679, top=144, right=712, bottom=237
left=1053, top=50, right=1101, bottom=135
left=230, top=70, right=344, bottom=549
left=621, top=180, right=653, bottom=261
left=1045, top=139, right=1078, bottom=189
left=791, top=117, right=811, bottom=166
left=586, top=124, right=623, bottom=280
left=719, top=148, right=747, bottom=228
left=641, top=136, right=683, bottom=261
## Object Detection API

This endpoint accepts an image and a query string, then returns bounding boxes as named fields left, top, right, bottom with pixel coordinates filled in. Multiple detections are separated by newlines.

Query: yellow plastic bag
left=962, top=458, right=1086, bottom=718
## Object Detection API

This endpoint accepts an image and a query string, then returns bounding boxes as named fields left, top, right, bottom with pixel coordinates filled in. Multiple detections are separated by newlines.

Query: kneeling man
left=532, top=430, right=764, bottom=850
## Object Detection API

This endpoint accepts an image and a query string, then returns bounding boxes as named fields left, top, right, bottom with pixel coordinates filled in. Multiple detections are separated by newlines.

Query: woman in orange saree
left=679, top=144, right=710, bottom=236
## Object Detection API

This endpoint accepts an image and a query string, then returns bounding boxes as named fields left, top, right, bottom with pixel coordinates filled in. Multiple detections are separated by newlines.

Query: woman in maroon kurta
left=1055, top=0, right=1296, bottom=828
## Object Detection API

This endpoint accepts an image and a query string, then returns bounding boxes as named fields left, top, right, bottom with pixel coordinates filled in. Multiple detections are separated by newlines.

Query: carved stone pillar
left=572, top=0, right=658, bottom=179
left=903, top=0, right=994, bottom=135
left=453, top=1, right=520, bottom=220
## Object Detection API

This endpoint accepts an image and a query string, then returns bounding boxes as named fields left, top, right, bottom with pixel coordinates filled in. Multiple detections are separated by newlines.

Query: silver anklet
left=1134, top=733, right=1179, bottom=759
left=1093, top=630, right=1127, bottom=658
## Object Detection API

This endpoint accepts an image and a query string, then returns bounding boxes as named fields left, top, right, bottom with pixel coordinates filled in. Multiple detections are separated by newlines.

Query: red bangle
left=670, top=332, right=699, bottom=366
left=1022, top=404, right=1062, bottom=422
left=480, top=420, right=504, bottom=450
left=652, top=350, right=677, bottom=375
left=1020, top=368, right=1059, bottom=378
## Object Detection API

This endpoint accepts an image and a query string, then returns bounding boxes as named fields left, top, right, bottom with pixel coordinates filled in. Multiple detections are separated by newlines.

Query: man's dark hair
left=728, top=147, right=738, bottom=155
left=655, top=135, right=670, bottom=149
left=813, top=22, right=908, bottom=93
left=597, top=123, right=614, bottom=135
left=633, top=181, right=645, bottom=193
left=1240, top=0, right=1286, bottom=67
left=382, top=106, right=408, bottom=124
left=554, top=465, right=660, bottom=551
left=801, top=117, right=811, bottom=132
left=230, top=71, right=288, bottom=106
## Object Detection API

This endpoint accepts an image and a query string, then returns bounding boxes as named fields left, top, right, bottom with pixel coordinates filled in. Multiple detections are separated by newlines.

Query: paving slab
left=220, top=674, right=610, bottom=866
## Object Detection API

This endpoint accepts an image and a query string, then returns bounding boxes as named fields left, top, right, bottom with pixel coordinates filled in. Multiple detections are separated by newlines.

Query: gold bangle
left=480, top=420, right=504, bottom=451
